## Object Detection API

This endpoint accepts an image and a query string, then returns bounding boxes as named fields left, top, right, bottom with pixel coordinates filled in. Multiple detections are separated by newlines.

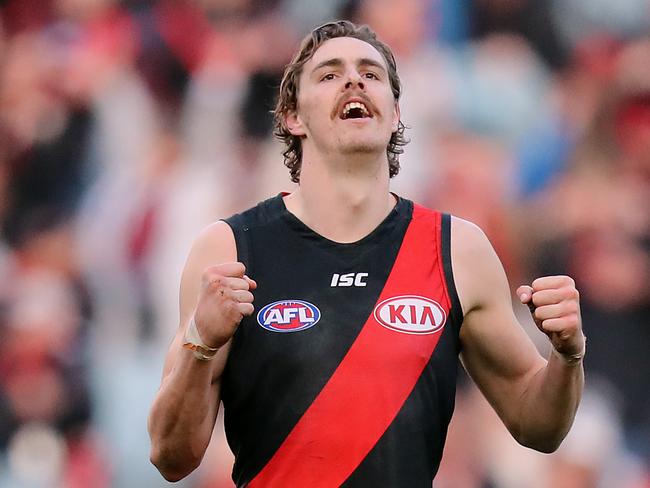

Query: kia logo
left=374, top=295, right=446, bottom=335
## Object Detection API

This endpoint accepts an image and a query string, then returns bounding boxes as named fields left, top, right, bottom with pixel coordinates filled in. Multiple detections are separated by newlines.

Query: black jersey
left=221, top=194, right=463, bottom=487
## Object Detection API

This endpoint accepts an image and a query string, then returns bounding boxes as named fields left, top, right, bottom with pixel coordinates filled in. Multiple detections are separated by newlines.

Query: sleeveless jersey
left=222, top=194, right=463, bottom=487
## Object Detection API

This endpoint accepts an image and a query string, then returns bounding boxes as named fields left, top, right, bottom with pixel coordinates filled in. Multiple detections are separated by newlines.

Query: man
left=148, top=20, right=585, bottom=487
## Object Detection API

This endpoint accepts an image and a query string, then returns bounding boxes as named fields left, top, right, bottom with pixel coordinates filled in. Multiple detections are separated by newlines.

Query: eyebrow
left=310, top=57, right=387, bottom=75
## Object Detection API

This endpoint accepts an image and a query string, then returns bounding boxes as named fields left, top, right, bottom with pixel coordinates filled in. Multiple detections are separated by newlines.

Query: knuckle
left=202, top=266, right=215, bottom=276
left=201, top=269, right=215, bottom=283
left=207, top=279, right=224, bottom=293
left=567, top=313, right=580, bottom=328
left=223, top=300, right=238, bottom=315
left=228, top=262, right=246, bottom=277
left=563, top=275, right=575, bottom=287
left=555, top=314, right=578, bottom=331
left=204, top=265, right=225, bottom=279
left=204, top=272, right=222, bottom=284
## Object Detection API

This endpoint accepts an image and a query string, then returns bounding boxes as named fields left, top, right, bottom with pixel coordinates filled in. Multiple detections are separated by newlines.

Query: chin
left=338, top=139, right=386, bottom=156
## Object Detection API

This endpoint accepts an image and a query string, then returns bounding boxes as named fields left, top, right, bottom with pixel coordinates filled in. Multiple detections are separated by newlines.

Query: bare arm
left=147, top=222, right=256, bottom=481
left=452, top=217, right=585, bottom=453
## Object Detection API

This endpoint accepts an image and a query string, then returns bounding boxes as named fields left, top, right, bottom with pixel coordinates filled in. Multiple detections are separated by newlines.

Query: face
left=285, top=37, right=400, bottom=163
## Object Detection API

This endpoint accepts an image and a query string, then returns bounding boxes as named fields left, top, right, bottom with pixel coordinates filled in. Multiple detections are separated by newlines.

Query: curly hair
left=273, top=20, right=408, bottom=183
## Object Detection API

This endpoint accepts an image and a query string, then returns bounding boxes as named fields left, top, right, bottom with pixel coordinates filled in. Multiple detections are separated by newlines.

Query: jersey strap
left=249, top=205, right=452, bottom=487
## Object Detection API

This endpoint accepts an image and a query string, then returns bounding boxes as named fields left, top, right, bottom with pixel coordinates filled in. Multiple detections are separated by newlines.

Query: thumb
left=517, top=285, right=537, bottom=317
left=516, top=285, right=534, bottom=305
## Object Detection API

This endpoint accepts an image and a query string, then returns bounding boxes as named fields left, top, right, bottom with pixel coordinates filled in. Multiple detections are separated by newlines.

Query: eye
left=320, top=73, right=336, bottom=81
left=363, top=72, right=379, bottom=80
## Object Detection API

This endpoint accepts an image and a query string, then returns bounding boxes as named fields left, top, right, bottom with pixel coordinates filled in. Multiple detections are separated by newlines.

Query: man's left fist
left=517, top=276, right=585, bottom=364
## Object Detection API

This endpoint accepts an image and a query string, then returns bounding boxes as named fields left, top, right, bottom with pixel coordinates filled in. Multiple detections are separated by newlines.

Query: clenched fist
left=192, top=262, right=257, bottom=349
left=517, top=276, right=585, bottom=364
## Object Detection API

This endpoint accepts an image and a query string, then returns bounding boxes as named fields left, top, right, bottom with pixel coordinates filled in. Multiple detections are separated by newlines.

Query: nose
left=344, top=74, right=365, bottom=91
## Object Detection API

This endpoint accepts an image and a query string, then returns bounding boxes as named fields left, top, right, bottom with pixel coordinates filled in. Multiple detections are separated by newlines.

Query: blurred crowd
left=0, top=0, right=648, bottom=487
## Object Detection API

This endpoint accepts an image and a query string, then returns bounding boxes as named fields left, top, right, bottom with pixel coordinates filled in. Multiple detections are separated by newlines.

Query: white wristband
left=182, top=317, right=219, bottom=361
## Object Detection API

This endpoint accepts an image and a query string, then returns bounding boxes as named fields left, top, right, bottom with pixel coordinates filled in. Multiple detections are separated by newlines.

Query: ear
left=391, top=102, right=401, bottom=133
left=285, top=109, right=306, bottom=137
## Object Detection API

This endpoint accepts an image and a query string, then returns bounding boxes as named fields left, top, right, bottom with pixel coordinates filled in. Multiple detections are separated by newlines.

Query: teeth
left=343, top=101, right=370, bottom=118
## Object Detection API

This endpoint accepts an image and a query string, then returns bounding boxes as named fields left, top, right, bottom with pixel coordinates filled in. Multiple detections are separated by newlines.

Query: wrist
left=182, top=317, right=219, bottom=361
left=552, top=335, right=586, bottom=366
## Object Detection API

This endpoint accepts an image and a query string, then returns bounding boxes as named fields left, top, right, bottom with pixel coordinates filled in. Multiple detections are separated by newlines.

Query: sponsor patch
left=257, top=300, right=321, bottom=333
left=374, top=295, right=446, bottom=334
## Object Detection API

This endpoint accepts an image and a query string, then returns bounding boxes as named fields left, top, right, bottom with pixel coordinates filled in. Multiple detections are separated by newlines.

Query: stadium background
left=0, top=0, right=648, bottom=486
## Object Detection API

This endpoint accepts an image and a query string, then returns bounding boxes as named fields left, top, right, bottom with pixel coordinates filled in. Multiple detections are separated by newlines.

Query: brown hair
left=274, top=20, right=408, bottom=183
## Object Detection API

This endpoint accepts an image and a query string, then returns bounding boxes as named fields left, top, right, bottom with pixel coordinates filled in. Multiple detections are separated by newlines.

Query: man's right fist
left=192, top=262, right=257, bottom=349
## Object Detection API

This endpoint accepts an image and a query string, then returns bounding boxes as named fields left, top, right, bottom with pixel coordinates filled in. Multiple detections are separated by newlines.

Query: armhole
left=222, top=215, right=252, bottom=275
left=441, top=213, right=463, bottom=332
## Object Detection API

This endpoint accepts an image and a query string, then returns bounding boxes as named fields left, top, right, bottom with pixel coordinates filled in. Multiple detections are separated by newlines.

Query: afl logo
left=257, top=300, right=321, bottom=333
left=374, top=295, right=446, bottom=335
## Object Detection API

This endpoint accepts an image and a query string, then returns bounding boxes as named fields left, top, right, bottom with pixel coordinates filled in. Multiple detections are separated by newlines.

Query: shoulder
left=223, top=194, right=285, bottom=231
left=185, top=221, right=238, bottom=274
left=449, top=215, right=508, bottom=316
left=450, top=216, right=493, bottom=256
left=178, top=221, right=238, bottom=319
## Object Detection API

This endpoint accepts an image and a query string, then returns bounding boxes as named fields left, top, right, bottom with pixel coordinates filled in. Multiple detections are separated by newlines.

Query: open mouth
left=340, top=101, right=372, bottom=120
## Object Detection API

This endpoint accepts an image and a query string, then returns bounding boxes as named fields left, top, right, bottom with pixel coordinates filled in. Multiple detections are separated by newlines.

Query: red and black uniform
left=222, top=194, right=463, bottom=487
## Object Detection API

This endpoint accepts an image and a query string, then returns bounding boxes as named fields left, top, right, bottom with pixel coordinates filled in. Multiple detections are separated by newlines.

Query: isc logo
left=374, top=295, right=446, bottom=335
left=257, top=300, right=321, bottom=333
left=330, top=272, right=368, bottom=287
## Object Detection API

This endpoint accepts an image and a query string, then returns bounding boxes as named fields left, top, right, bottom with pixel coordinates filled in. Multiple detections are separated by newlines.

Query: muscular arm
left=148, top=222, right=251, bottom=481
left=453, top=217, right=584, bottom=453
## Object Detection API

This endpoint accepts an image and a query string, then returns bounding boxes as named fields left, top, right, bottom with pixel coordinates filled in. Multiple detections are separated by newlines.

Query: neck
left=284, top=151, right=396, bottom=243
